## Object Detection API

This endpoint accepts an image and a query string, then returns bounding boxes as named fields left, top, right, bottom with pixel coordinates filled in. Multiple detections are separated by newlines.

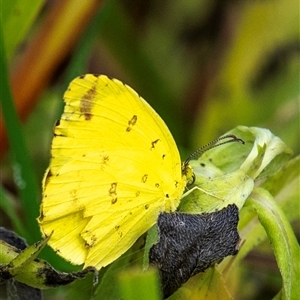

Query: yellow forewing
left=38, top=74, right=186, bottom=269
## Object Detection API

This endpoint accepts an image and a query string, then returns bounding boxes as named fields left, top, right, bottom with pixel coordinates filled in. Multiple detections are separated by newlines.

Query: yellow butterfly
left=38, top=74, right=189, bottom=269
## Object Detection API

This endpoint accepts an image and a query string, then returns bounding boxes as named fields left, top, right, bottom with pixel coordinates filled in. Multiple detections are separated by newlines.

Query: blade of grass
left=0, top=25, right=40, bottom=243
left=118, top=268, right=162, bottom=300
left=0, top=186, right=27, bottom=238
left=2, top=0, right=44, bottom=60
left=245, top=187, right=300, bottom=300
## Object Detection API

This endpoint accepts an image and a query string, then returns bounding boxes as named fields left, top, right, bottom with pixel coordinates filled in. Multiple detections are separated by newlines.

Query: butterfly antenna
left=184, top=134, right=244, bottom=167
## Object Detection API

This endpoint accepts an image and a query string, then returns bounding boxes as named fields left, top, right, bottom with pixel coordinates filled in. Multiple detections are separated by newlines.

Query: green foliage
left=1, top=0, right=299, bottom=299
left=246, top=187, right=300, bottom=300
left=1, top=0, right=44, bottom=59
left=118, top=268, right=162, bottom=300
left=0, top=26, right=40, bottom=243
left=192, top=0, right=299, bottom=148
left=0, top=235, right=97, bottom=289
left=1, top=125, right=298, bottom=299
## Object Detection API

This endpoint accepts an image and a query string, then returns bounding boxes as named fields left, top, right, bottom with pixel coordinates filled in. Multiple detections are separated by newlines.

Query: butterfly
left=38, top=74, right=190, bottom=269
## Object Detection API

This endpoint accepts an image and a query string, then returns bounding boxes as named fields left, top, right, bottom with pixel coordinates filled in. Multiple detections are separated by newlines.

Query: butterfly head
left=182, top=162, right=195, bottom=186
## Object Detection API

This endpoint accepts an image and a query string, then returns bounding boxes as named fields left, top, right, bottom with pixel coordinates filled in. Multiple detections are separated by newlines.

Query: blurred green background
left=1, top=0, right=299, bottom=299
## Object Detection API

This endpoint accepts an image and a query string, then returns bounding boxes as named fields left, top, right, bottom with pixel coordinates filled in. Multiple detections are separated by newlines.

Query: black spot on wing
left=126, top=115, right=138, bottom=132
left=151, top=139, right=160, bottom=149
left=80, top=85, right=97, bottom=121
left=109, top=183, right=118, bottom=204
left=141, top=174, right=148, bottom=183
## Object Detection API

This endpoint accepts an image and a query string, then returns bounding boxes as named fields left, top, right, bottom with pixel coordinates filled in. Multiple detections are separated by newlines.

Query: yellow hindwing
left=38, top=74, right=187, bottom=269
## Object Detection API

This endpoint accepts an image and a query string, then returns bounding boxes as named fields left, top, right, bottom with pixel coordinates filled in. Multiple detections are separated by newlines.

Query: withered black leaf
left=149, top=204, right=240, bottom=298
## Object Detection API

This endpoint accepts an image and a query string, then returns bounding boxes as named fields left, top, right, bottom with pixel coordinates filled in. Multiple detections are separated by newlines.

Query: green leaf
left=262, top=155, right=300, bottom=220
left=2, top=0, right=44, bottom=59
left=3, top=236, right=50, bottom=273
left=63, top=272, right=96, bottom=300
left=0, top=236, right=97, bottom=290
left=180, top=169, right=254, bottom=213
left=236, top=126, right=293, bottom=179
left=0, top=186, right=27, bottom=237
left=118, top=268, right=162, bottom=300
left=179, top=126, right=291, bottom=213
left=170, top=267, right=233, bottom=300
left=93, top=249, right=133, bottom=299
left=0, top=26, right=40, bottom=243
left=143, top=224, right=158, bottom=270
left=245, top=187, right=300, bottom=300
left=229, top=156, right=299, bottom=273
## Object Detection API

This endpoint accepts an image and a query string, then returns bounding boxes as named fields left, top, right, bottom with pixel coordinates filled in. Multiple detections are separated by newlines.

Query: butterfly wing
left=38, top=74, right=186, bottom=269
